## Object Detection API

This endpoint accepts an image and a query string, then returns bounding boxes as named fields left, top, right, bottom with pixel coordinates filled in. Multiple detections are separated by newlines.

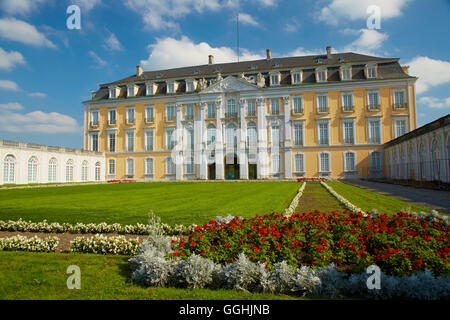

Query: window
left=109, top=87, right=116, bottom=99
left=271, top=154, right=282, bottom=174
left=185, top=104, right=195, bottom=120
left=317, top=94, right=328, bottom=113
left=341, top=92, right=354, bottom=112
left=166, top=157, right=175, bottom=175
left=167, top=82, right=175, bottom=94
left=66, top=159, right=74, bottom=182
left=207, top=124, right=216, bottom=145
left=431, top=140, right=441, bottom=180
left=370, top=151, right=383, bottom=171
left=247, top=122, right=257, bottom=146
left=166, top=129, right=175, bottom=150
left=3, top=155, right=16, bottom=183
left=145, top=130, right=154, bottom=151
left=366, top=65, right=377, bottom=78
left=146, top=82, right=154, bottom=96
left=343, top=120, right=355, bottom=144
left=393, top=89, right=406, bottom=108
left=226, top=99, right=236, bottom=117
left=145, top=158, right=154, bottom=175
left=207, top=103, right=216, bottom=119
left=126, top=158, right=134, bottom=176
left=48, top=158, right=57, bottom=182
left=166, top=104, right=175, bottom=122
left=126, top=131, right=135, bottom=152
left=319, top=152, right=330, bottom=172
left=294, top=154, right=305, bottom=173
left=90, top=111, right=99, bottom=126
left=185, top=157, right=195, bottom=175
left=126, top=107, right=135, bottom=124
left=271, top=125, right=282, bottom=147
left=127, top=85, right=135, bottom=97
left=95, top=162, right=101, bottom=181
left=318, top=121, right=329, bottom=145
left=270, top=73, right=280, bottom=86
left=186, top=81, right=194, bottom=92
left=367, top=91, right=380, bottom=110
left=344, top=152, right=356, bottom=172
left=247, top=100, right=256, bottom=116
left=81, top=161, right=88, bottom=181
left=28, top=156, right=38, bottom=183
left=186, top=129, right=194, bottom=151
left=91, top=134, right=98, bottom=152
left=341, top=67, right=351, bottom=81
left=108, top=159, right=116, bottom=176
left=145, top=105, right=154, bottom=123
left=270, top=98, right=280, bottom=115
left=292, top=96, right=303, bottom=114
left=368, top=119, right=381, bottom=144
left=108, top=109, right=116, bottom=125
left=108, top=132, right=116, bottom=152
left=316, top=69, right=327, bottom=82
left=395, top=119, right=408, bottom=138
left=292, top=72, right=302, bottom=84
left=226, top=123, right=237, bottom=148
left=293, top=122, right=304, bottom=146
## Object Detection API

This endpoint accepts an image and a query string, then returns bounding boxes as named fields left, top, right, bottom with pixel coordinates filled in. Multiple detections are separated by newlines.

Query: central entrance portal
left=225, top=155, right=240, bottom=180
left=208, top=163, right=216, bottom=180
left=248, top=164, right=257, bottom=180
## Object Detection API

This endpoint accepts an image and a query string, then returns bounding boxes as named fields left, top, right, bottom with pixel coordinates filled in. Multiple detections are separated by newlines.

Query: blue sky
left=0, top=0, right=449, bottom=148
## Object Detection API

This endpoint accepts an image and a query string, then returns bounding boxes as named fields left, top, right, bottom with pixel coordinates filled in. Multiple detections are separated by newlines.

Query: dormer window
left=317, top=58, right=324, bottom=64
left=146, top=82, right=155, bottom=96
left=316, top=68, right=327, bottom=82
left=109, top=86, right=118, bottom=99
left=167, top=81, right=176, bottom=94
left=366, top=64, right=377, bottom=79
left=250, top=64, right=257, bottom=70
left=270, top=72, right=280, bottom=86
left=291, top=70, right=302, bottom=84
left=127, top=84, right=137, bottom=97
left=186, top=79, right=196, bottom=93
left=340, top=66, right=352, bottom=81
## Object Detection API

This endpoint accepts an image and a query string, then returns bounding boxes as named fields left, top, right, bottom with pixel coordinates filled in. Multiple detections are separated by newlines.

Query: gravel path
left=295, top=182, right=346, bottom=213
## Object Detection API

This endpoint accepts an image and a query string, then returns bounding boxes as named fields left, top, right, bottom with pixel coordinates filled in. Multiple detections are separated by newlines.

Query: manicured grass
left=326, top=181, right=437, bottom=215
left=296, top=182, right=346, bottom=213
left=0, top=251, right=304, bottom=300
left=0, top=181, right=299, bottom=226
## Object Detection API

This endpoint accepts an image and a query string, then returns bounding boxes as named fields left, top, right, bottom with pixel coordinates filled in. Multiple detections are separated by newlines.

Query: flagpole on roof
left=237, top=0, right=240, bottom=63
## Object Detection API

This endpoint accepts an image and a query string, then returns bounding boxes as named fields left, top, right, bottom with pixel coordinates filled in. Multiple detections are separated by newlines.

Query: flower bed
left=283, top=182, right=306, bottom=216
left=297, top=178, right=328, bottom=182
left=0, top=235, right=59, bottom=252
left=70, top=234, right=141, bottom=255
left=321, top=181, right=366, bottom=215
left=170, top=211, right=449, bottom=277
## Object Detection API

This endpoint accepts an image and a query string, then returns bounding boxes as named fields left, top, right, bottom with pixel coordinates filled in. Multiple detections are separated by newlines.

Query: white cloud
left=237, top=13, right=260, bottom=27
left=0, top=47, right=26, bottom=71
left=72, top=0, right=102, bottom=12
left=104, top=33, right=123, bottom=51
left=407, top=56, right=450, bottom=94
left=0, top=18, right=56, bottom=48
left=288, top=47, right=323, bottom=57
left=88, top=51, right=107, bottom=67
left=317, top=0, right=412, bottom=25
left=0, top=107, right=79, bottom=134
left=0, top=102, right=24, bottom=111
left=344, top=28, right=389, bottom=54
left=141, top=36, right=264, bottom=70
left=27, top=92, right=47, bottom=98
left=0, top=80, right=20, bottom=91
left=418, top=96, right=450, bottom=109
left=0, top=0, right=48, bottom=16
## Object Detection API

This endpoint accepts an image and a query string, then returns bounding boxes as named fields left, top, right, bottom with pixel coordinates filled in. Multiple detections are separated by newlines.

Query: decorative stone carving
left=198, top=78, right=208, bottom=91
left=215, top=72, right=223, bottom=83
left=238, top=72, right=248, bottom=81
left=200, top=76, right=258, bottom=94
left=256, top=73, right=265, bottom=87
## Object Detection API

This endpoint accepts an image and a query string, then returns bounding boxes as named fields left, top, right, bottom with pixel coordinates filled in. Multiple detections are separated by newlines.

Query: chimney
left=136, top=65, right=143, bottom=77
left=91, top=91, right=96, bottom=99
left=266, top=48, right=272, bottom=60
left=326, top=46, right=332, bottom=59
left=208, top=55, right=214, bottom=65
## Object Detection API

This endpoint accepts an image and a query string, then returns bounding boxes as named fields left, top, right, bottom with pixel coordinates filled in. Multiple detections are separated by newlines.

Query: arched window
left=145, top=157, right=154, bottom=175
left=48, top=158, right=57, bottom=182
left=166, top=157, right=175, bottom=175
left=431, top=139, right=440, bottom=180
left=28, top=156, right=39, bottom=183
left=407, top=145, right=414, bottom=179
left=207, top=124, right=216, bottom=145
left=226, top=123, right=237, bottom=148
left=400, top=148, right=406, bottom=178
left=95, top=162, right=101, bottom=181
left=344, top=151, right=356, bottom=172
left=247, top=122, right=257, bottom=146
left=3, top=155, right=16, bottom=183
left=294, top=153, right=305, bottom=173
left=185, top=156, right=195, bottom=175
left=419, top=143, right=426, bottom=180
left=108, top=159, right=116, bottom=176
left=81, top=160, right=88, bottom=181
left=66, top=159, right=74, bottom=182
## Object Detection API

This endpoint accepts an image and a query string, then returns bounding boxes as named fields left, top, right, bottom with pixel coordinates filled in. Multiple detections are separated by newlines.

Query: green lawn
left=0, top=181, right=299, bottom=226
left=326, top=181, right=438, bottom=215
left=0, top=251, right=304, bottom=300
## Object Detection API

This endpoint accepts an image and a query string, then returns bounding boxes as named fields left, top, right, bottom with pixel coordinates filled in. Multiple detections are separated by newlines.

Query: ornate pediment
left=200, top=76, right=259, bottom=94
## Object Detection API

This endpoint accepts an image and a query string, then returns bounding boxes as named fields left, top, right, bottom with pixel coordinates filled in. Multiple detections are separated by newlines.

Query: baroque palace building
left=83, top=46, right=418, bottom=181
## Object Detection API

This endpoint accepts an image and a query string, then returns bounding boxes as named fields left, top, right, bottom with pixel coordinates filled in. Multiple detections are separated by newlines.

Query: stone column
left=198, top=102, right=208, bottom=180
left=283, top=96, right=293, bottom=179
left=257, top=97, right=268, bottom=179
left=215, top=99, right=225, bottom=180
left=175, top=104, right=183, bottom=181
left=239, top=98, right=248, bottom=179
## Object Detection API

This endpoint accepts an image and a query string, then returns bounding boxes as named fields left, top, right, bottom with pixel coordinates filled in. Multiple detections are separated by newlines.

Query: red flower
left=225, top=243, right=229, bottom=247
left=191, top=241, right=196, bottom=246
